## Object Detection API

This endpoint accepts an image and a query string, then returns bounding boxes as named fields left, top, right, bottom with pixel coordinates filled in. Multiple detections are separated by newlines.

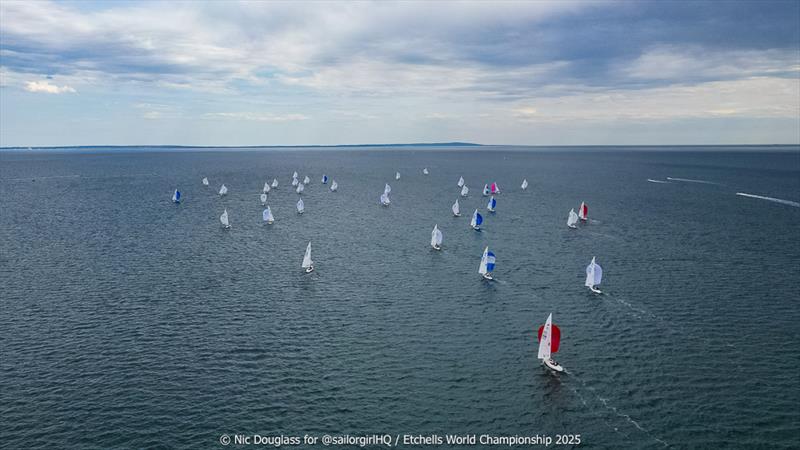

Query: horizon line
left=2, top=143, right=799, bottom=150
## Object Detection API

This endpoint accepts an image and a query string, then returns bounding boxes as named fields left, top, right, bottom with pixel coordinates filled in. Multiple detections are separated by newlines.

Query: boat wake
left=646, top=179, right=669, bottom=184
left=735, top=192, right=799, bottom=207
left=567, top=375, right=669, bottom=447
left=666, top=177, right=720, bottom=185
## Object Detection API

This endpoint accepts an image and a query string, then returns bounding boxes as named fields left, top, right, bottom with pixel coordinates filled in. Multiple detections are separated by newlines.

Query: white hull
left=543, top=358, right=564, bottom=372
left=222, top=224, right=231, bottom=229
left=568, top=224, right=577, bottom=229
left=305, top=266, right=314, bottom=273
left=266, top=220, right=274, bottom=225
left=472, top=226, right=481, bottom=231
left=487, top=208, right=495, bottom=213
left=432, top=244, right=441, bottom=251
left=453, top=213, right=461, bottom=217
left=589, top=286, right=602, bottom=294
left=481, top=272, right=493, bottom=281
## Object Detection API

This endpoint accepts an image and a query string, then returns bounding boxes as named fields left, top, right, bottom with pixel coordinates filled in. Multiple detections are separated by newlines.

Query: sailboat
left=537, top=313, right=564, bottom=372
left=271, top=179, right=278, bottom=188
left=172, top=189, right=181, bottom=203
left=321, top=175, right=328, bottom=184
left=303, top=175, right=310, bottom=185
left=521, top=179, right=528, bottom=190
left=578, top=202, right=588, bottom=221
left=395, top=171, right=401, bottom=180
left=423, top=168, right=429, bottom=175
left=301, top=241, right=314, bottom=273
left=460, top=185, right=469, bottom=197
left=292, top=177, right=299, bottom=187
left=490, top=182, right=500, bottom=195
left=478, top=246, right=496, bottom=280
left=260, top=193, right=268, bottom=205
left=220, top=209, right=230, bottom=229
left=263, top=182, right=271, bottom=193
left=380, top=192, right=391, bottom=206
left=330, top=179, right=338, bottom=192
left=452, top=199, right=461, bottom=217
left=585, top=257, right=603, bottom=294
left=487, top=196, right=497, bottom=212
left=470, top=209, right=483, bottom=230
left=202, top=177, right=209, bottom=186
left=262, top=206, right=274, bottom=224
left=457, top=176, right=465, bottom=187
left=296, top=183, right=304, bottom=194
left=219, top=184, right=228, bottom=196
left=384, top=183, right=391, bottom=195
left=567, top=209, right=579, bottom=229
left=431, top=224, right=443, bottom=250
left=293, top=171, right=298, bottom=179
left=296, top=198, right=305, bottom=214
left=482, top=184, right=490, bottom=196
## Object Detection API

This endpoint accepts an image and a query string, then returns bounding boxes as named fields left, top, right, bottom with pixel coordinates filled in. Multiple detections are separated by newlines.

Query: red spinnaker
left=537, top=325, right=561, bottom=353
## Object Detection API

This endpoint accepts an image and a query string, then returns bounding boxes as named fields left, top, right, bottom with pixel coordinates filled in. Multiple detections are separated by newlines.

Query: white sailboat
left=478, top=246, right=496, bottom=280
left=578, top=202, right=588, bottom=221
left=292, top=171, right=298, bottom=179
left=423, top=168, right=429, bottom=175
left=260, top=193, right=268, bottom=205
left=202, top=177, right=209, bottom=186
left=220, top=208, right=230, bottom=229
left=262, top=206, right=274, bottom=224
left=380, top=192, right=391, bottom=206
left=263, top=182, right=271, bottom=193
left=457, top=176, right=465, bottom=187
left=302, top=241, right=314, bottom=273
left=395, top=171, right=401, bottom=180
left=219, top=184, right=228, bottom=196
left=296, top=183, right=304, bottom=194
left=292, top=177, right=299, bottom=187
left=470, top=209, right=483, bottom=230
left=585, top=257, right=603, bottom=294
left=431, top=224, right=443, bottom=250
left=567, top=209, right=579, bottom=229
left=303, top=175, right=310, bottom=185
left=460, top=185, right=469, bottom=197
left=537, top=313, right=564, bottom=372
left=487, top=196, right=497, bottom=212
left=521, top=179, right=528, bottom=190
left=452, top=199, right=461, bottom=217
left=482, top=184, right=490, bottom=196
left=172, top=189, right=181, bottom=203
left=296, top=198, right=305, bottom=214
left=330, top=179, right=338, bottom=192
left=384, top=183, right=391, bottom=195
left=321, top=174, right=328, bottom=184
left=271, top=178, right=278, bottom=188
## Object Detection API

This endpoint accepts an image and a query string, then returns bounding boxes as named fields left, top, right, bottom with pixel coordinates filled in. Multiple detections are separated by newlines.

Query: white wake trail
left=735, top=192, right=799, bottom=208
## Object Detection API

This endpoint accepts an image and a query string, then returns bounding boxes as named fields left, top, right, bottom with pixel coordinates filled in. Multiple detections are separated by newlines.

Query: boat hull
left=305, top=266, right=314, bottom=273
left=589, top=286, right=602, bottom=294
left=543, top=359, right=564, bottom=372
left=482, top=273, right=493, bottom=281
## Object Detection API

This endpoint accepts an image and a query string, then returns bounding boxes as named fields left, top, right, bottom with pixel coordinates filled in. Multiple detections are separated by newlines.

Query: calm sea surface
left=1, top=146, right=799, bottom=449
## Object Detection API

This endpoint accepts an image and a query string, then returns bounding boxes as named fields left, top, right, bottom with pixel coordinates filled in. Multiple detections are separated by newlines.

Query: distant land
left=1, top=142, right=482, bottom=150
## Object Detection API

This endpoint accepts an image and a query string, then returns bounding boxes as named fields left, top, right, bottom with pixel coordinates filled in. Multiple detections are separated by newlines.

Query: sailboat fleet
left=180, top=171, right=600, bottom=373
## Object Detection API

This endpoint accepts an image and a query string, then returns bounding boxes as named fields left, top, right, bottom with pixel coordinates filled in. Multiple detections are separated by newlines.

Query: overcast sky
left=1, top=0, right=798, bottom=147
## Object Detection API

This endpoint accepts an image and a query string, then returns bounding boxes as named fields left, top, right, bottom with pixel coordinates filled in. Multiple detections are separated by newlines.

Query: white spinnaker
left=585, top=257, right=603, bottom=287
left=461, top=185, right=469, bottom=196
left=296, top=198, right=304, bottom=213
left=260, top=193, right=268, bottom=204
left=452, top=199, right=460, bottom=216
left=567, top=209, right=578, bottom=227
left=431, top=225, right=442, bottom=247
left=263, top=207, right=274, bottom=222
left=220, top=209, right=229, bottom=226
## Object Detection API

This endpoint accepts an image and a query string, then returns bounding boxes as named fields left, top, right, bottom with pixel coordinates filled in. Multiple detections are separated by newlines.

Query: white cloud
left=204, top=112, right=309, bottom=122
left=24, top=80, right=76, bottom=94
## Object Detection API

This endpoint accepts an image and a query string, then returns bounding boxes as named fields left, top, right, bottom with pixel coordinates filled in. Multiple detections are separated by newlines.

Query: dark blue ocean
left=1, top=146, right=799, bottom=449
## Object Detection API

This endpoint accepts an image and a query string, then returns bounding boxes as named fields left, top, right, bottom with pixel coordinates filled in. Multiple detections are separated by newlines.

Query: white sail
left=293, top=171, right=298, bottom=179
left=301, top=242, right=313, bottom=268
left=567, top=209, right=579, bottom=228
left=452, top=199, right=460, bottom=216
left=461, top=185, right=469, bottom=197
left=262, top=206, right=274, bottom=223
left=303, top=175, right=310, bottom=185
left=263, top=182, right=270, bottom=193
left=260, top=193, right=268, bottom=205
left=482, top=184, right=490, bottom=196
left=219, top=184, right=228, bottom=196
left=431, top=225, right=443, bottom=248
left=271, top=178, right=278, bottom=188
left=220, top=209, right=229, bottom=227
left=330, top=180, right=338, bottom=191
left=537, top=313, right=553, bottom=360
left=423, top=168, right=429, bottom=175
left=292, top=177, right=299, bottom=187
left=470, top=209, right=479, bottom=228
left=296, top=183, right=304, bottom=194
left=380, top=192, right=390, bottom=205
left=395, top=171, right=401, bottom=180
left=585, top=257, right=603, bottom=288
left=521, top=179, right=528, bottom=190
left=384, top=183, right=391, bottom=194
left=296, top=198, right=304, bottom=213
left=172, top=189, right=180, bottom=203
left=202, top=177, right=209, bottom=186
left=457, top=176, right=464, bottom=187
left=478, top=246, right=489, bottom=274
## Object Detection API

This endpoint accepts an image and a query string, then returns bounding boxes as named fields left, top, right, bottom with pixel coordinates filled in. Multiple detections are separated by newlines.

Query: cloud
left=204, top=112, right=309, bottom=122
left=24, top=80, right=76, bottom=94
